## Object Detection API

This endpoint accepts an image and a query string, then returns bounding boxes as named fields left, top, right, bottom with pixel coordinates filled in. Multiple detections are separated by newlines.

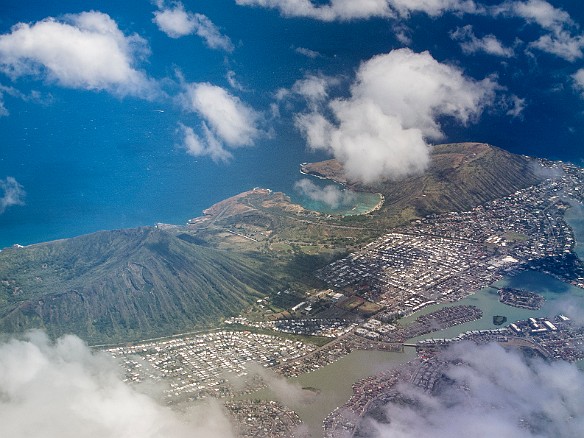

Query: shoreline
left=3, top=162, right=379, bottom=250
left=299, top=165, right=385, bottom=217
left=360, top=193, right=385, bottom=215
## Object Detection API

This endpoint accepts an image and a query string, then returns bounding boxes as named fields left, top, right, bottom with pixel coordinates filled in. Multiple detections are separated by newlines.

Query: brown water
left=246, top=204, right=584, bottom=435
left=248, top=349, right=415, bottom=436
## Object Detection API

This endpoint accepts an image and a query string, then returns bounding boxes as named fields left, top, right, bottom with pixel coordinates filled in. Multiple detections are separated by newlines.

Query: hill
left=0, top=143, right=547, bottom=344
left=0, top=227, right=284, bottom=344
left=302, top=143, right=543, bottom=222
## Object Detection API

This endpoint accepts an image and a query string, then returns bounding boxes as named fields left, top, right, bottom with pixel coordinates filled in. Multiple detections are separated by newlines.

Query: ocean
left=1, top=0, right=583, bottom=248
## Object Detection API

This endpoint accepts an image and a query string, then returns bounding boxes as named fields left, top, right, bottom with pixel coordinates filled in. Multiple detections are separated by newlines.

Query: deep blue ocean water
left=1, top=0, right=583, bottom=248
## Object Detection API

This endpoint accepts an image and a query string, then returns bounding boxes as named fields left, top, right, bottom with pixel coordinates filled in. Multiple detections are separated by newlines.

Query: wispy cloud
left=244, top=362, right=309, bottom=406
left=529, top=31, right=584, bottom=62
left=235, top=0, right=480, bottom=21
left=0, top=93, right=7, bottom=116
left=290, top=73, right=337, bottom=109
left=179, top=122, right=233, bottom=162
left=0, top=331, right=236, bottom=438
left=294, top=49, right=497, bottom=184
left=0, top=176, right=25, bottom=214
left=294, top=46, right=321, bottom=59
left=387, top=0, right=481, bottom=17
left=361, top=341, right=584, bottom=437
left=235, top=0, right=393, bottom=21
left=500, top=94, right=527, bottom=119
left=492, top=0, right=574, bottom=31
left=0, top=84, right=53, bottom=117
left=572, top=69, right=584, bottom=98
left=237, top=0, right=583, bottom=61
left=153, top=1, right=234, bottom=52
left=451, top=25, right=515, bottom=57
left=492, top=0, right=584, bottom=61
left=0, top=11, right=157, bottom=98
left=226, top=70, right=246, bottom=91
left=179, top=82, right=262, bottom=161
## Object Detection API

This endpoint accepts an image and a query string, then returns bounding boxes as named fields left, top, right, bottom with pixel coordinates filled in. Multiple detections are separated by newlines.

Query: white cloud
left=0, top=11, right=156, bottom=97
left=179, top=83, right=262, bottom=161
left=295, top=49, right=497, bottom=184
left=393, top=23, right=413, bottom=45
left=235, top=0, right=479, bottom=21
left=190, top=15, right=234, bottom=52
left=362, top=342, right=584, bottom=438
left=294, top=46, right=321, bottom=58
left=0, top=84, right=53, bottom=117
left=291, top=74, right=336, bottom=108
left=179, top=123, right=233, bottom=162
left=274, top=73, right=339, bottom=118
left=182, top=83, right=260, bottom=146
left=244, top=362, right=309, bottom=406
left=572, top=68, right=584, bottom=98
left=0, top=176, right=25, bottom=214
left=294, top=178, right=356, bottom=208
left=387, top=0, right=480, bottom=17
left=492, top=1, right=584, bottom=61
left=529, top=31, right=584, bottom=62
left=503, top=94, right=527, bottom=118
left=451, top=25, right=515, bottom=57
left=153, top=3, right=195, bottom=37
left=235, top=0, right=393, bottom=21
left=0, top=331, right=235, bottom=438
left=226, top=70, right=245, bottom=91
left=153, top=2, right=233, bottom=52
left=493, top=0, right=573, bottom=31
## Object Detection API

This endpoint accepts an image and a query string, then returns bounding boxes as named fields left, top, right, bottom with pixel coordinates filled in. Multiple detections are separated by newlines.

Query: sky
left=0, top=0, right=584, bottom=247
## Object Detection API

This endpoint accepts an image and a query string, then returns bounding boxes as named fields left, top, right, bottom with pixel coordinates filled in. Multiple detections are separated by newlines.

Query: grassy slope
left=300, top=143, right=543, bottom=231
left=0, top=228, right=283, bottom=344
left=347, top=143, right=542, bottom=221
left=0, top=143, right=545, bottom=344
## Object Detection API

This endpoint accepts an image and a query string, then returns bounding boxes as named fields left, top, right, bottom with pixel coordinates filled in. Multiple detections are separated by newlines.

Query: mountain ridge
left=0, top=227, right=283, bottom=344
left=302, top=142, right=543, bottom=219
left=0, top=143, right=547, bottom=344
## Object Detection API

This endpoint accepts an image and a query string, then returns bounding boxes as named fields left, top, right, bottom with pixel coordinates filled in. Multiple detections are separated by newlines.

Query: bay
left=255, top=270, right=584, bottom=435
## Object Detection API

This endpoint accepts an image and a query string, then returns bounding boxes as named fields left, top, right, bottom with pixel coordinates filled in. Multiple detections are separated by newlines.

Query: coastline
left=362, top=193, right=385, bottom=215
left=300, top=161, right=347, bottom=186
left=299, top=163, right=385, bottom=216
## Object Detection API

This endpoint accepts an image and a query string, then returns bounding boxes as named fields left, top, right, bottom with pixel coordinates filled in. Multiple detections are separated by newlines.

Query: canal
left=247, top=203, right=584, bottom=436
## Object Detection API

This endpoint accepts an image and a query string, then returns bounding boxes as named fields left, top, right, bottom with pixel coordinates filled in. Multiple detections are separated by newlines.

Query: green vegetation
left=0, top=228, right=291, bottom=344
left=0, top=143, right=547, bottom=346
left=305, top=143, right=543, bottom=228
left=368, top=143, right=543, bottom=224
left=493, top=315, right=508, bottom=326
left=503, top=231, right=529, bottom=242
